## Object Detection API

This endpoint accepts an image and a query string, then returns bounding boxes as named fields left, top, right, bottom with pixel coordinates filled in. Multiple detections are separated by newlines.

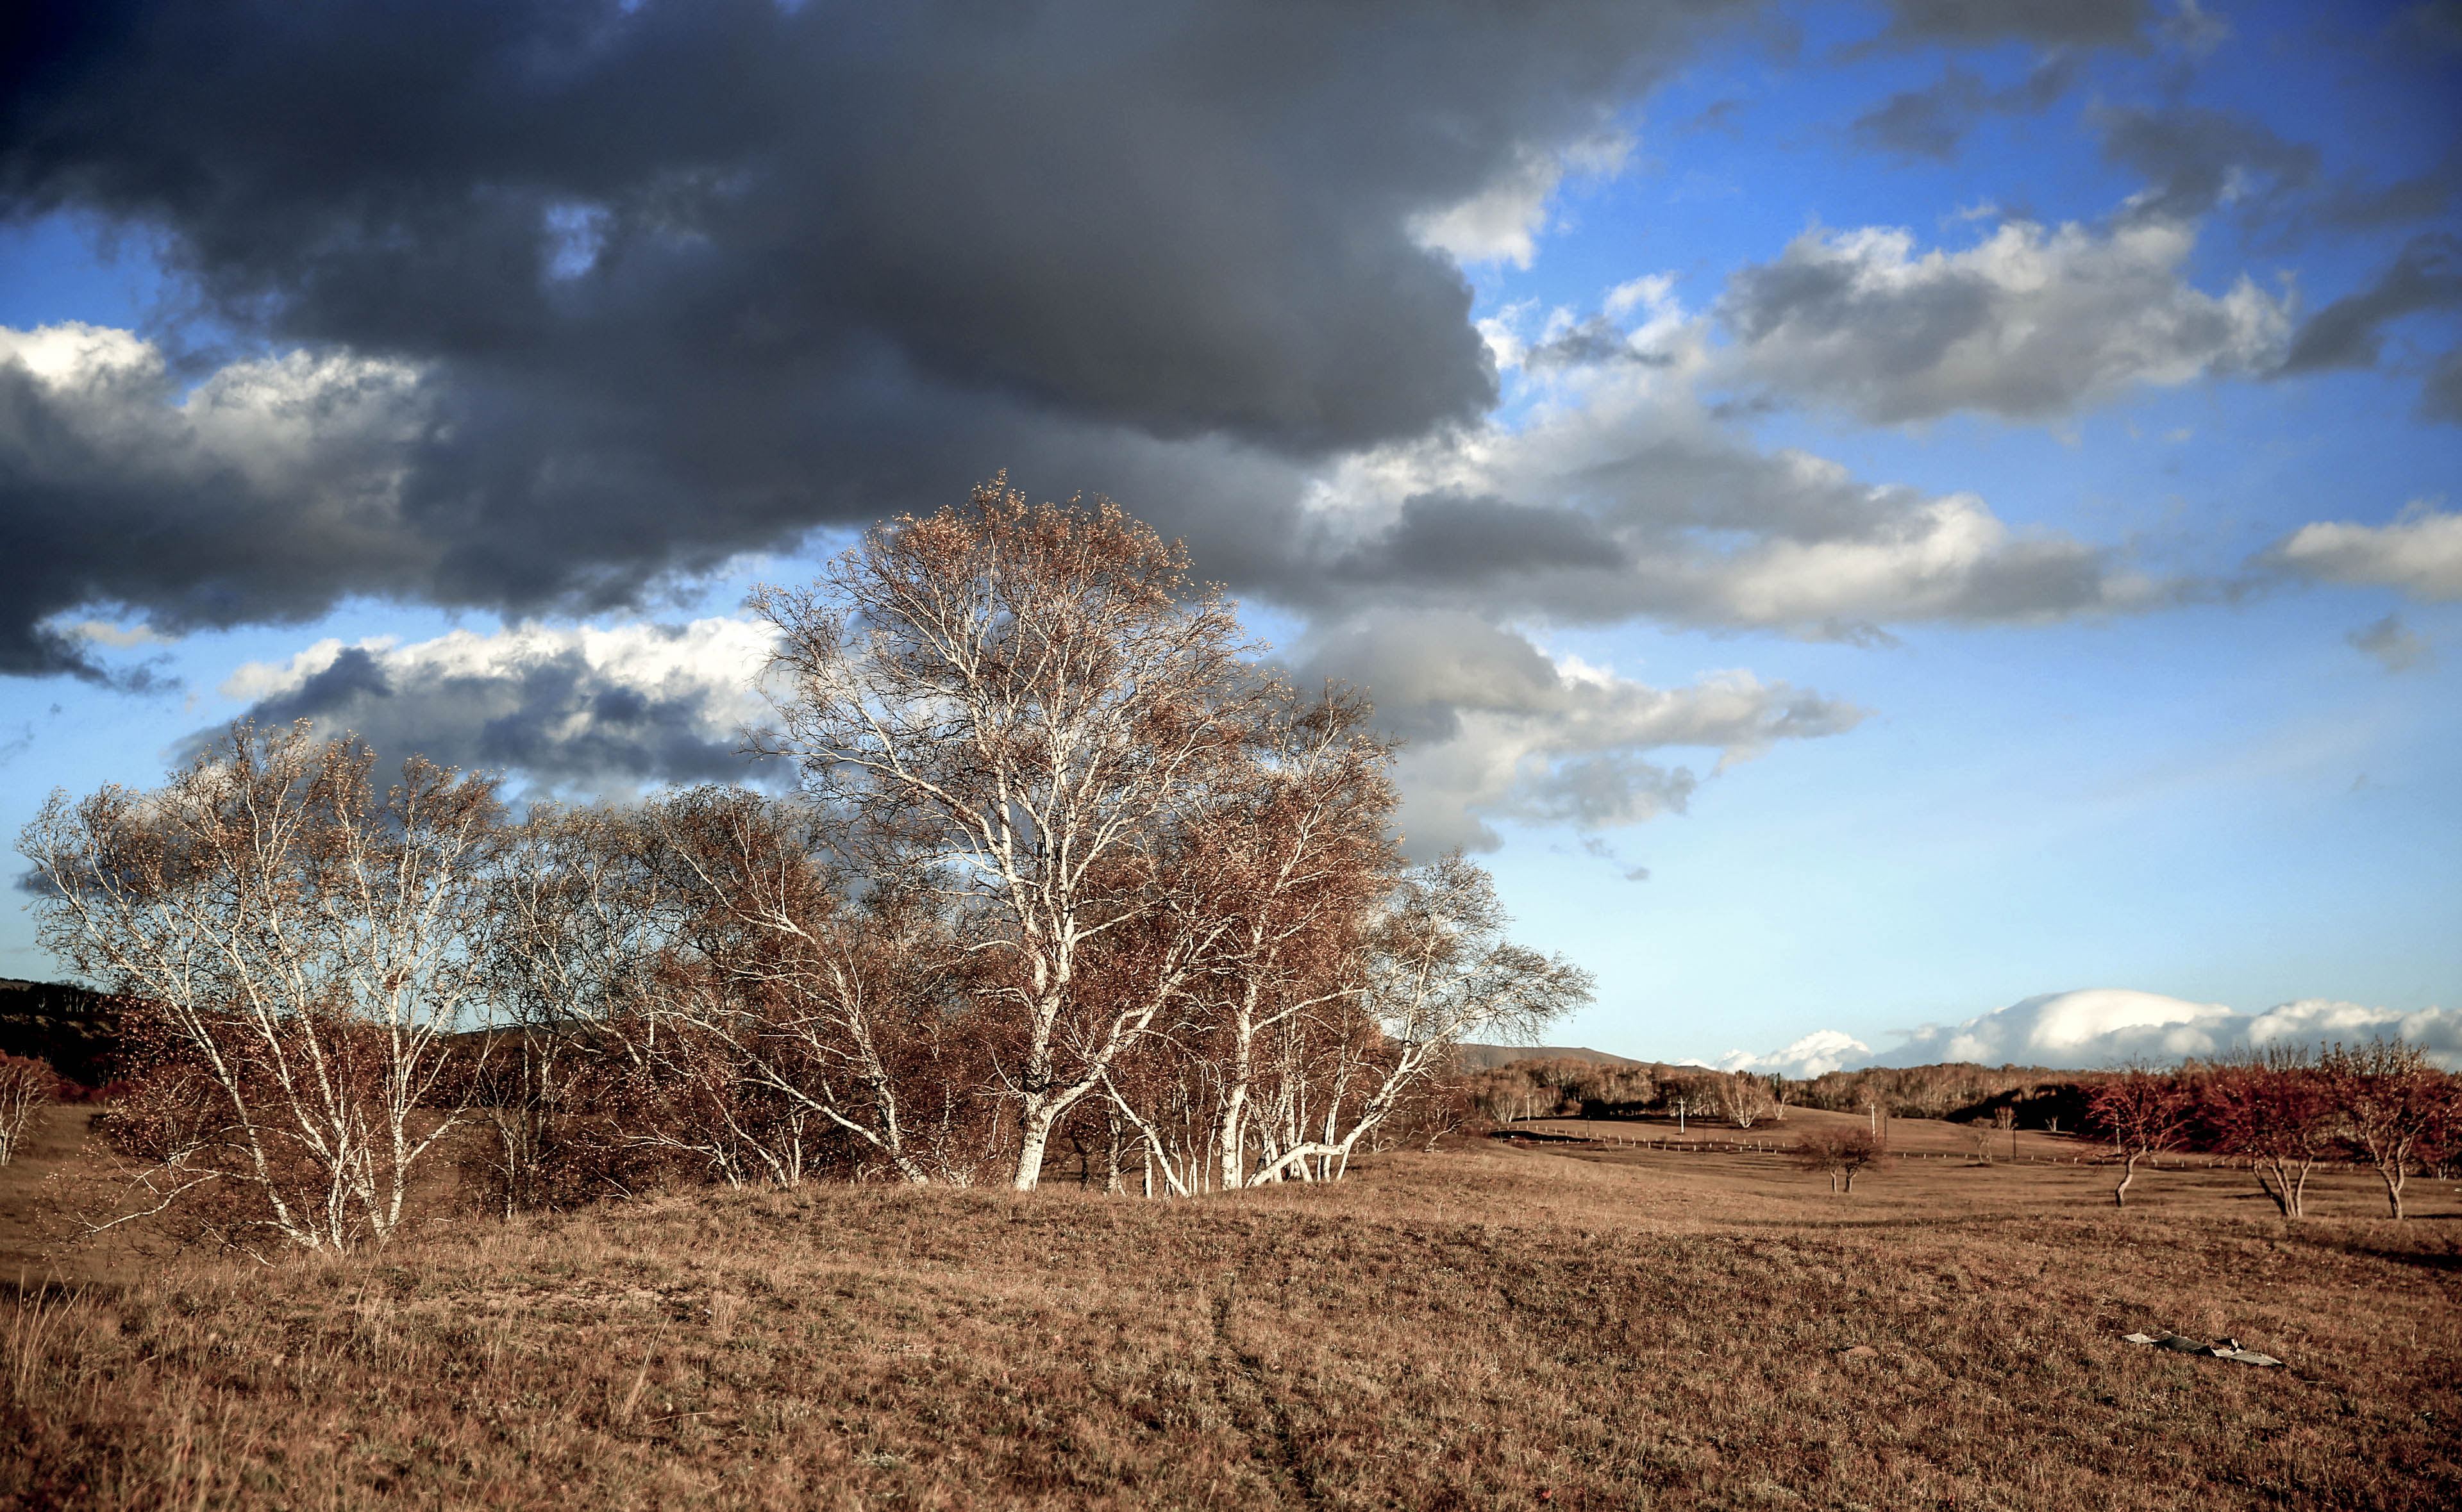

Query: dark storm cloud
left=1331, top=492, right=1633, bottom=588
left=0, top=0, right=1755, bottom=675
left=1846, top=54, right=2082, bottom=162
left=1850, top=69, right=1991, bottom=161
left=0, top=335, right=444, bottom=677
left=2095, top=104, right=2318, bottom=225
left=2315, top=158, right=2462, bottom=230
left=2422, top=347, right=2462, bottom=422
left=1877, top=0, right=2150, bottom=48
left=2279, top=233, right=2462, bottom=373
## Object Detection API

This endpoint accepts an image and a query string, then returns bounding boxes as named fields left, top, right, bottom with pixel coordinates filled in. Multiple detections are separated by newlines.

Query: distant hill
left=0, top=977, right=128, bottom=1088
left=1454, top=1044, right=1651, bottom=1071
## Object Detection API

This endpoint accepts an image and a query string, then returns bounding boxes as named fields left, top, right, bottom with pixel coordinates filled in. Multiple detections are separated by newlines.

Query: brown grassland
left=3, top=1104, right=2458, bottom=1511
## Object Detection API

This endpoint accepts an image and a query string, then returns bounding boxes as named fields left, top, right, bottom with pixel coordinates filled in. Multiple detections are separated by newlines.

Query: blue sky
left=3, top=0, right=2456, bottom=1069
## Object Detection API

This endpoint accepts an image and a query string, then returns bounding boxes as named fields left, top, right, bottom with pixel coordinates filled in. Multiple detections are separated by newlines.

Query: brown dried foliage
left=1793, top=1125, right=1884, bottom=1192
left=19, top=722, right=504, bottom=1256
left=14, top=481, right=1589, bottom=1242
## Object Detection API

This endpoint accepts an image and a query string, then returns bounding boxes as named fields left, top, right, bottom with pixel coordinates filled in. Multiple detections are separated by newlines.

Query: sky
left=2, top=0, right=2458, bottom=1072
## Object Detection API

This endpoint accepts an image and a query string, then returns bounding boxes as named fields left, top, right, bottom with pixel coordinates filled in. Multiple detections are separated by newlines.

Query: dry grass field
left=3, top=1106, right=2458, bottom=1511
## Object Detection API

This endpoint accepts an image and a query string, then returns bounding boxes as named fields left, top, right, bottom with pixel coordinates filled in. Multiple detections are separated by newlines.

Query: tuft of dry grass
left=3, top=1114, right=2458, bottom=1509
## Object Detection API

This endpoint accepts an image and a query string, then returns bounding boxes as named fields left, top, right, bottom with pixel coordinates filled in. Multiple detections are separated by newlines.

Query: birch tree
left=0, top=1054, right=53, bottom=1165
left=1718, top=1072, right=1776, bottom=1130
left=19, top=722, right=502, bottom=1255
left=748, top=478, right=1265, bottom=1189
left=1232, top=852, right=1592, bottom=1185
left=467, top=802, right=666, bottom=1213
left=626, top=786, right=1003, bottom=1186
left=1101, top=685, right=1398, bottom=1192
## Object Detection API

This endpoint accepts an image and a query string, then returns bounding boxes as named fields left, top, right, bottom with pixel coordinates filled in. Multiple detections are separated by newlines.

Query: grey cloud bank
left=1289, top=610, right=1865, bottom=853
left=205, top=619, right=780, bottom=794
left=0, top=0, right=2407, bottom=685
left=2280, top=232, right=2462, bottom=374
left=1877, top=0, right=2152, bottom=49
left=1718, top=217, right=2287, bottom=424
left=0, top=0, right=1755, bottom=675
left=0, top=0, right=2448, bottom=922
left=201, top=605, right=1866, bottom=861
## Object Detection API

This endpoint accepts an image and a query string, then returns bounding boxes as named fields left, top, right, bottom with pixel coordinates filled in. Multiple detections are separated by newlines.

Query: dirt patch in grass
left=3, top=1113, right=2456, bottom=1509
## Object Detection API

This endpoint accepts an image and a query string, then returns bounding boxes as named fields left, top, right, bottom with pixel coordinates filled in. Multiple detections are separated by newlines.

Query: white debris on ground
left=2122, top=1332, right=2284, bottom=1367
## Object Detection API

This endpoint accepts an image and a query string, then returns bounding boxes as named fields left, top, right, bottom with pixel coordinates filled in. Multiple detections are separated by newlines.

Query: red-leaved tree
left=2325, top=1040, right=2458, bottom=1220
left=2086, top=1065, right=2193, bottom=1209
left=2200, top=1049, right=2338, bottom=1219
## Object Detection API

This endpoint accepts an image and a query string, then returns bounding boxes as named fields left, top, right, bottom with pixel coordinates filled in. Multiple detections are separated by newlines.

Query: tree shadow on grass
left=2308, top=1231, right=2462, bottom=1272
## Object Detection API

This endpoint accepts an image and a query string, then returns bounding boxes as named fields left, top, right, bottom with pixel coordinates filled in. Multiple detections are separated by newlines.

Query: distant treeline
left=1453, top=1052, right=2123, bottom=1131
left=1453, top=1054, right=2105, bottom=1131
left=1792, top=1063, right=2114, bottom=1129
left=0, top=976, right=128, bottom=1093
left=1453, top=1057, right=1788, bottom=1129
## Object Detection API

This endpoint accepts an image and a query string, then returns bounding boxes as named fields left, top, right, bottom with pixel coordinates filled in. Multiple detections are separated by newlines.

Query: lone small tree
left=2086, top=1065, right=2193, bottom=1210
left=1965, top=1119, right=1998, bottom=1165
left=1795, top=1126, right=1880, bottom=1193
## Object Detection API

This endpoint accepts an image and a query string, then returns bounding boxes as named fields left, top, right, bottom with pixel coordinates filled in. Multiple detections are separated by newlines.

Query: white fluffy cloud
left=214, top=618, right=778, bottom=792
left=1729, top=987, right=2462, bottom=1073
left=1411, top=132, right=1632, bottom=270
left=1712, top=1029, right=1875, bottom=1078
left=1877, top=988, right=2241, bottom=1065
left=2265, top=504, right=2462, bottom=601
left=1293, top=610, right=1866, bottom=853
left=1718, top=217, right=2290, bottom=423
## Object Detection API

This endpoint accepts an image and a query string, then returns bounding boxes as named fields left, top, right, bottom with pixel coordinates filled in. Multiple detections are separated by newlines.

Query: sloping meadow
left=4, top=1144, right=2457, bottom=1510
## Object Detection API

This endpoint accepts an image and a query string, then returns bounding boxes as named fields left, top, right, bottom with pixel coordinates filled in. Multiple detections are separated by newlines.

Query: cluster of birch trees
left=2088, top=1047, right=2458, bottom=1218
left=19, top=481, right=1589, bottom=1254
